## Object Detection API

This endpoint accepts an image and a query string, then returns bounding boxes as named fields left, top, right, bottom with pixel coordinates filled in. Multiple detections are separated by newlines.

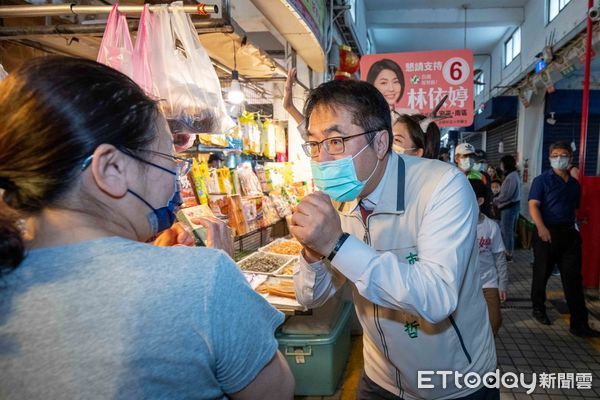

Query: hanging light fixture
left=227, top=40, right=244, bottom=105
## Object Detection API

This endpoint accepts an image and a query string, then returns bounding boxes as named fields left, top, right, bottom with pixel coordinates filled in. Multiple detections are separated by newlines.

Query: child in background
left=490, top=179, right=502, bottom=220
left=469, top=179, right=509, bottom=336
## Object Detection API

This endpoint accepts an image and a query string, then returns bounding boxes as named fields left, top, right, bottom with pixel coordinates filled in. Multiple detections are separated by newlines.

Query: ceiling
left=364, top=0, right=529, bottom=63
left=0, top=0, right=287, bottom=80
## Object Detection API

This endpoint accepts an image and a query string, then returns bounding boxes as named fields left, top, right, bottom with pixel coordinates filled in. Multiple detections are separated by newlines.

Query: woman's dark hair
left=500, top=155, right=517, bottom=174
left=0, top=56, right=160, bottom=272
left=365, top=59, right=405, bottom=103
left=303, top=79, right=392, bottom=151
left=392, top=112, right=441, bottom=159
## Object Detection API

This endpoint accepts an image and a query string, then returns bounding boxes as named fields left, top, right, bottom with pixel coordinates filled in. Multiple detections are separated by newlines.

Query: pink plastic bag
left=131, top=4, right=153, bottom=95
left=97, top=3, right=133, bottom=77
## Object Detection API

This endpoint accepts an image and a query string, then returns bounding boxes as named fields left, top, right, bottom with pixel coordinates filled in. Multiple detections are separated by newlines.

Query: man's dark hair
left=549, top=141, right=573, bottom=156
left=469, top=178, right=487, bottom=202
left=303, top=80, right=392, bottom=151
left=474, top=149, right=487, bottom=162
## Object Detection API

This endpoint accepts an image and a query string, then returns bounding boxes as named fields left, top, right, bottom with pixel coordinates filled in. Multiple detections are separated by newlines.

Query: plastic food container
left=237, top=252, right=295, bottom=275
left=259, top=238, right=303, bottom=257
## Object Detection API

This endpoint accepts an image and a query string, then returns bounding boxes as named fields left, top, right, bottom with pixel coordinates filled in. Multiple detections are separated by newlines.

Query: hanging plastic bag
left=148, top=2, right=235, bottom=135
left=97, top=3, right=133, bottom=77
left=0, top=63, right=7, bottom=81
left=131, top=4, right=153, bottom=95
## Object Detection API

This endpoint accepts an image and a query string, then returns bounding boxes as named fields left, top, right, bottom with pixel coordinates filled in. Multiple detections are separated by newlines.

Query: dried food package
left=237, top=162, right=263, bottom=196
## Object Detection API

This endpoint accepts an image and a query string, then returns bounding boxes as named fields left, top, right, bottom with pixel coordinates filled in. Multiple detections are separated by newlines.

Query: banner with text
left=360, top=49, right=474, bottom=127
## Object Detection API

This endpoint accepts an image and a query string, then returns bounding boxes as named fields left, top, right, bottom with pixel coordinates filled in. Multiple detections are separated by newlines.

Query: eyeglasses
left=301, top=129, right=382, bottom=158
left=81, top=148, right=193, bottom=179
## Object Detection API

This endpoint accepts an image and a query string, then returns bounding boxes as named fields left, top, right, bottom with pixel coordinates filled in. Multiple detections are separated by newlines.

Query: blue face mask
left=310, top=141, right=379, bottom=202
left=128, top=176, right=182, bottom=236
left=80, top=150, right=183, bottom=236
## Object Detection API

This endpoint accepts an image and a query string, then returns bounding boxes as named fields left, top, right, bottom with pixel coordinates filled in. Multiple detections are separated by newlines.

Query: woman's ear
left=89, top=144, right=130, bottom=199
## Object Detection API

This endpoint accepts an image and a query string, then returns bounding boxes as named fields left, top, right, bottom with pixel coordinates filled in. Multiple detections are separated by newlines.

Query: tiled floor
left=295, top=249, right=600, bottom=399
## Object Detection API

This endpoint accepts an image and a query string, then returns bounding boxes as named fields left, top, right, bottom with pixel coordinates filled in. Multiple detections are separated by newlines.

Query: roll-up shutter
left=485, top=120, right=518, bottom=168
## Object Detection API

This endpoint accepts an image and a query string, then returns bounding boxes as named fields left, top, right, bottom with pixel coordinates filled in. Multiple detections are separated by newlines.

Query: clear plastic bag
left=97, top=3, right=133, bottom=77
left=0, top=63, right=7, bottom=81
left=148, top=2, right=235, bottom=135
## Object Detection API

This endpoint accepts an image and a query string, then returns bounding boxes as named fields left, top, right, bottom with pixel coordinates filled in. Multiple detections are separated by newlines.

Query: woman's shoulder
left=23, top=236, right=236, bottom=285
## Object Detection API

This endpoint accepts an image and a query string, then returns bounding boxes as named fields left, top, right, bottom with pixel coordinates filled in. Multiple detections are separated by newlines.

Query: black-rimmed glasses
left=301, top=129, right=382, bottom=158
left=81, top=148, right=193, bottom=179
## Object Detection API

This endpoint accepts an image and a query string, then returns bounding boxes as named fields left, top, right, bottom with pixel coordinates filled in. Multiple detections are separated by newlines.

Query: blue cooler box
left=276, top=301, right=352, bottom=396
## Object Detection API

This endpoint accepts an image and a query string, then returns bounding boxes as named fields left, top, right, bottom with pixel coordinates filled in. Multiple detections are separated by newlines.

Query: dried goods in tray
left=238, top=253, right=291, bottom=274
left=263, top=239, right=303, bottom=256
left=256, top=279, right=296, bottom=299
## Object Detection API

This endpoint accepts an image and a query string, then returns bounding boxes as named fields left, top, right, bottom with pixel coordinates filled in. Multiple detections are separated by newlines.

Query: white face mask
left=392, top=144, right=417, bottom=154
left=550, top=156, right=569, bottom=171
left=458, top=157, right=473, bottom=172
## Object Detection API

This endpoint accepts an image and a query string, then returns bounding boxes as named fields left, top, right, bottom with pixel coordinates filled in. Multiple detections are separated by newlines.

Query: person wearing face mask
left=492, top=155, right=520, bottom=262
left=0, top=58, right=294, bottom=399
left=455, top=143, right=493, bottom=218
left=528, top=142, right=599, bottom=337
left=391, top=112, right=441, bottom=159
left=290, top=80, right=497, bottom=399
left=454, top=143, right=480, bottom=178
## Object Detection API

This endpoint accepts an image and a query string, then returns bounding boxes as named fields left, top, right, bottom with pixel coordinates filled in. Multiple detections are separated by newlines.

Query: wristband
left=327, top=232, right=350, bottom=261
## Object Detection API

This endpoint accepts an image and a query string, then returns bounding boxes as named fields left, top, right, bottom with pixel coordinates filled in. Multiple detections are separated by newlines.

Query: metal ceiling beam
left=0, top=21, right=233, bottom=39
left=0, top=3, right=218, bottom=18
left=368, top=8, right=524, bottom=29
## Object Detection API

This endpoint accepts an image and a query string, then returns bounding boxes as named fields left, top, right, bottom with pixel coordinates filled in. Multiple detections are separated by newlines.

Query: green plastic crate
left=276, top=302, right=352, bottom=396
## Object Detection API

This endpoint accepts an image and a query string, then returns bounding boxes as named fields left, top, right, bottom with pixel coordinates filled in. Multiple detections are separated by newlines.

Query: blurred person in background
left=391, top=111, right=440, bottom=159
left=493, top=155, right=520, bottom=262
left=528, top=142, right=599, bottom=337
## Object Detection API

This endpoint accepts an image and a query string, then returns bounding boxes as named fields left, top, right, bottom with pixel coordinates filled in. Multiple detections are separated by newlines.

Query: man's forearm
left=528, top=202, right=546, bottom=230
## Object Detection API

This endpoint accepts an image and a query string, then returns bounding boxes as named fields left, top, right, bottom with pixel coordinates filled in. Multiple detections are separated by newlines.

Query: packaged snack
left=190, top=159, right=209, bottom=205
left=217, top=167, right=233, bottom=195
left=254, top=164, right=270, bottom=193
left=261, top=119, right=276, bottom=159
left=206, top=168, right=221, bottom=194
left=270, top=191, right=292, bottom=218
left=176, top=204, right=215, bottom=245
left=237, top=162, right=263, bottom=196
left=274, top=124, right=286, bottom=155
left=178, top=173, right=198, bottom=208
left=226, top=194, right=248, bottom=236
left=207, top=194, right=229, bottom=219
left=241, top=196, right=258, bottom=232
left=261, top=195, right=280, bottom=225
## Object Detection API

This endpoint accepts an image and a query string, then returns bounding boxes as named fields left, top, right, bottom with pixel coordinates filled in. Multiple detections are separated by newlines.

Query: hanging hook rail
left=0, top=3, right=218, bottom=18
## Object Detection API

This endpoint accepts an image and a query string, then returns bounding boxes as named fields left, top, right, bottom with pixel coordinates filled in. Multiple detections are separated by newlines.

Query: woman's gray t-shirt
left=0, top=237, right=284, bottom=399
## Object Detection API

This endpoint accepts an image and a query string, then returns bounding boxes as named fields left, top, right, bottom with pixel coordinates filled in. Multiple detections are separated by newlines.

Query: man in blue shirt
left=528, top=141, right=600, bottom=337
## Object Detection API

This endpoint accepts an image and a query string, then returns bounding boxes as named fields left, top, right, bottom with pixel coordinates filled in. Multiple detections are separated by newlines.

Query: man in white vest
left=290, top=80, right=497, bottom=400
